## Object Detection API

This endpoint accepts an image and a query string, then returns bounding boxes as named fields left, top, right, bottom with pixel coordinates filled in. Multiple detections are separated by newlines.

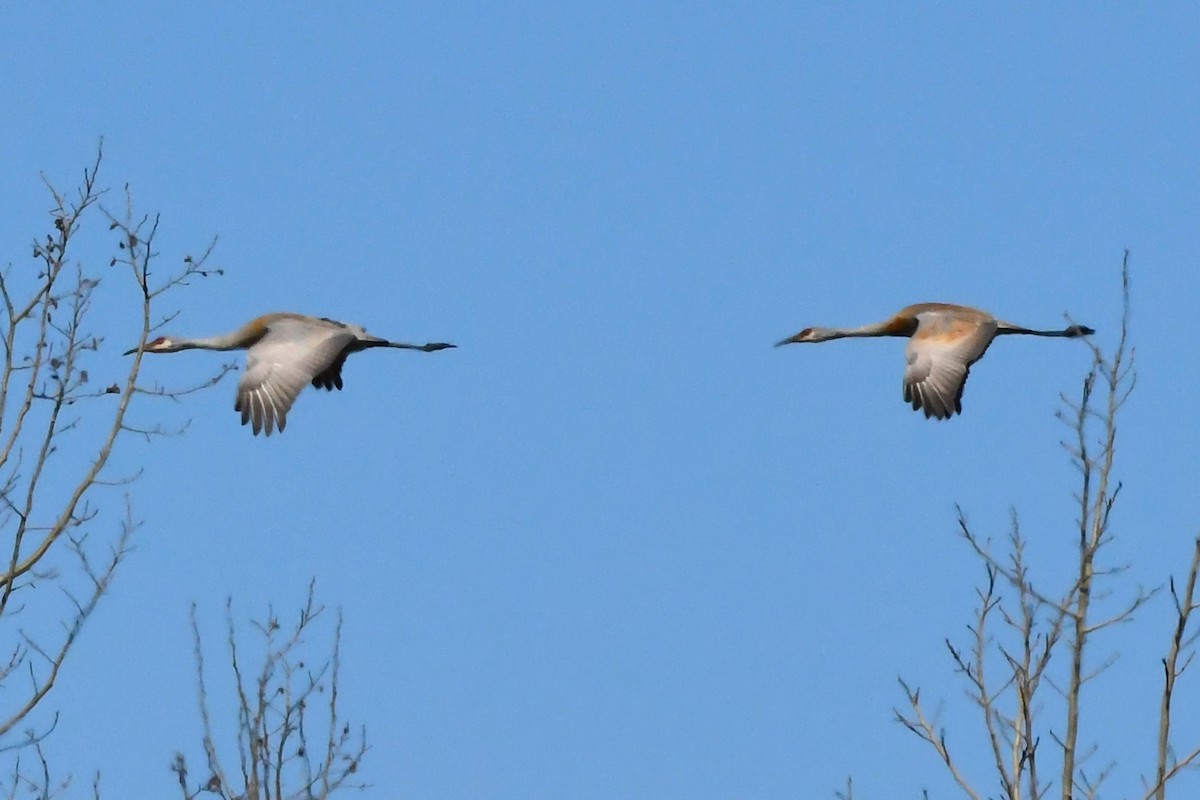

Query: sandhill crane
left=776, top=302, right=1093, bottom=419
left=126, top=312, right=455, bottom=436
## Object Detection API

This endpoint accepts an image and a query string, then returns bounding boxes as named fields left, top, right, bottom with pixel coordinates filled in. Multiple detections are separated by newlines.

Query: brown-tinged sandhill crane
left=776, top=303, right=1093, bottom=420
left=126, top=312, right=455, bottom=436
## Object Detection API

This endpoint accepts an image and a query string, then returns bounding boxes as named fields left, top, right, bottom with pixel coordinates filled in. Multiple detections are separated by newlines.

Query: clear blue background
left=1, top=4, right=1197, bottom=797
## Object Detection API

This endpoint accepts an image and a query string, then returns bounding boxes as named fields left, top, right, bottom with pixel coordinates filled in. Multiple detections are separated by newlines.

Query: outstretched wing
left=903, top=311, right=997, bottom=419
left=235, top=319, right=355, bottom=436
left=311, top=353, right=348, bottom=391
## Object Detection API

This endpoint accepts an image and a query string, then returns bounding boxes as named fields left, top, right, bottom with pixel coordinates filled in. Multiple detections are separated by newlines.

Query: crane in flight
left=776, top=302, right=1093, bottom=419
left=127, top=312, right=455, bottom=436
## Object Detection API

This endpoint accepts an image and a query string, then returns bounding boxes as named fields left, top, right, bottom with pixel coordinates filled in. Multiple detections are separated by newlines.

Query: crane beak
left=775, top=333, right=802, bottom=347
left=122, top=346, right=140, bottom=356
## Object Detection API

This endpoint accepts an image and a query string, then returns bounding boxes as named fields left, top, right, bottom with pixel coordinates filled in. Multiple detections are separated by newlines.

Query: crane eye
left=148, top=336, right=168, bottom=348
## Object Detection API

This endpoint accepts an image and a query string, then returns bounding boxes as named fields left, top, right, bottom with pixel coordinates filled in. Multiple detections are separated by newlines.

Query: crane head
left=123, top=336, right=184, bottom=355
left=775, top=327, right=823, bottom=346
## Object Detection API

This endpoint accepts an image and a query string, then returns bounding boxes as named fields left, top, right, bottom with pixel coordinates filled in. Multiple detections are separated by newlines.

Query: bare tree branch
left=1144, top=537, right=1200, bottom=800
left=179, top=582, right=369, bottom=800
left=0, top=146, right=226, bottom=796
left=866, top=255, right=1195, bottom=800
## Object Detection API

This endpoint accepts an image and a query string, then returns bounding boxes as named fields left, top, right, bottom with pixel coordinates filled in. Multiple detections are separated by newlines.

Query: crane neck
left=831, top=323, right=909, bottom=339
left=177, top=333, right=249, bottom=351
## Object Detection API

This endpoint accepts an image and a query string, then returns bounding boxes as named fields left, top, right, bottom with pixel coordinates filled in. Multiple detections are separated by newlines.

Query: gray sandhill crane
left=776, top=302, right=1093, bottom=419
left=126, top=312, right=455, bottom=436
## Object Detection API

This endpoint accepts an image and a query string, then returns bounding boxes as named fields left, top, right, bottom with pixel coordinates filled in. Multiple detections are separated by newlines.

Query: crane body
left=127, top=312, right=454, bottom=436
left=776, top=302, right=1093, bottom=419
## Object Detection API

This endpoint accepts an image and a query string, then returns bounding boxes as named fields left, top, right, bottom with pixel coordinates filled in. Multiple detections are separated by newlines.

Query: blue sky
left=1, top=4, right=1198, bottom=798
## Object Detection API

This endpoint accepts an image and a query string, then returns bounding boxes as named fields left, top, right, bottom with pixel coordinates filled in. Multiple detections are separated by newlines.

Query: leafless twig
left=177, top=581, right=369, bottom=800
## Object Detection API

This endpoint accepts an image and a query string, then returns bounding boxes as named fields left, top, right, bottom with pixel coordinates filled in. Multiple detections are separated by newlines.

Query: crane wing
left=235, top=319, right=356, bottom=436
left=903, top=312, right=997, bottom=419
left=311, top=352, right=348, bottom=391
